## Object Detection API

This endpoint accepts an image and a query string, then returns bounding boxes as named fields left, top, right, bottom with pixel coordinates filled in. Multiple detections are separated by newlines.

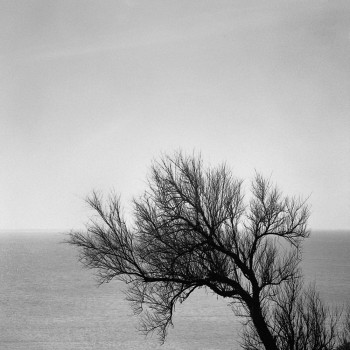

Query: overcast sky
left=1, top=0, right=349, bottom=231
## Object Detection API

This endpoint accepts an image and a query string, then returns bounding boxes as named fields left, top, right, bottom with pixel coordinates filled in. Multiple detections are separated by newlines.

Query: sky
left=1, top=0, right=349, bottom=231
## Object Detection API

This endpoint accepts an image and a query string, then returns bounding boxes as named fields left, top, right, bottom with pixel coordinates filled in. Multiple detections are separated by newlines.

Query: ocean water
left=0, top=230, right=349, bottom=350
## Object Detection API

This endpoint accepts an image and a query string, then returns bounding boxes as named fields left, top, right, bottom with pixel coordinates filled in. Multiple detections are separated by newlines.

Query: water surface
left=0, top=230, right=349, bottom=350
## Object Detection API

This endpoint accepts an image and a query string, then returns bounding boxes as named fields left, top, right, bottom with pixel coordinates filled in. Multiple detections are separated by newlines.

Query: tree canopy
left=69, top=151, right=348, bottom=350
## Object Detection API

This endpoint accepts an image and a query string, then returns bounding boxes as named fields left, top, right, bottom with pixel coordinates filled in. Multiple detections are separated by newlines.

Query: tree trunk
left=250, top=301, right=279, bottom=350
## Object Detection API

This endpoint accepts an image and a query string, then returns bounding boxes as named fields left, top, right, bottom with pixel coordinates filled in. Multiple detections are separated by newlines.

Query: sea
left=0, top=230, right=349, bottom=350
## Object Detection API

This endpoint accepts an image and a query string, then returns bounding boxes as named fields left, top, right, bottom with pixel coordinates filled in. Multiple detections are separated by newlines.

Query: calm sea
left=0, top=230, right=349, bottom=350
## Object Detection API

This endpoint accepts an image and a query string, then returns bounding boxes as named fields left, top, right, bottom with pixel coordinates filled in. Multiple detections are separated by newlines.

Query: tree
left=69, top=151, right=332, bottom=350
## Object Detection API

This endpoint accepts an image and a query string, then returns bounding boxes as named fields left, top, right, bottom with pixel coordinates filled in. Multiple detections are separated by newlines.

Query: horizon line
left=0, top=228, right=349, bottom=233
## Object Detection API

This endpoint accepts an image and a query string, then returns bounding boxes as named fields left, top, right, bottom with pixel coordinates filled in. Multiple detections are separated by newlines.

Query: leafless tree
left=69, top=151, right=312, bottom=350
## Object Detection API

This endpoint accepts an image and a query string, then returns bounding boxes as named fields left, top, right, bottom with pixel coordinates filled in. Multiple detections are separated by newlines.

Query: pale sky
left=1, top=0, right=349, bottom=231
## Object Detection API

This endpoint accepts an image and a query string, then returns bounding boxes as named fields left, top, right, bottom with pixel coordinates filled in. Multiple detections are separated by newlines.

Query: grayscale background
left=1, top=1, right=349, bottom=349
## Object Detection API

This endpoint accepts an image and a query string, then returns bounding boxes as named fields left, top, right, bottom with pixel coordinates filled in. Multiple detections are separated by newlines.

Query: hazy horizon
left=1, top=229, right=349, bottom=235
left=1, top=1, right=349, bottom=231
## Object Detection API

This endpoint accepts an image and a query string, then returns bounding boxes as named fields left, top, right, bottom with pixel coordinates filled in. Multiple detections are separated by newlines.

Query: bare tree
left=69, top=151, right=311, bottom=350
